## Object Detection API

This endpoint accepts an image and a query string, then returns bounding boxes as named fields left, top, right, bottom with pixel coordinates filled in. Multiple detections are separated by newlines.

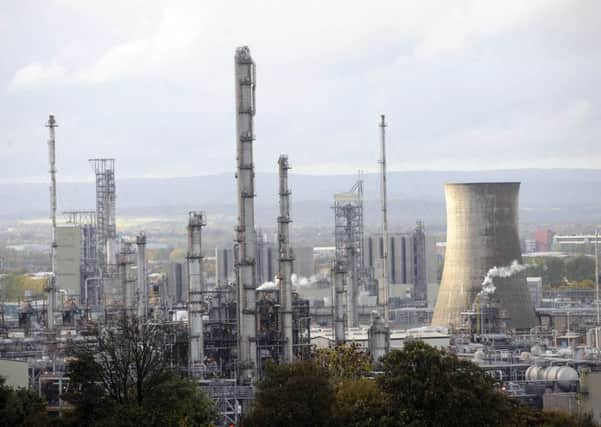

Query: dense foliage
left=243, top=341, right=599, bottom=427
left=0, top=273, right=46, bottom=301
left=61, top=317, right=215, bottom=427
left=378, top=341, right=514, bottom=426
left=526, top=255, right=596, bottom=287
left=243, top=361, right=334, bottom=427
left=313, top=342, right=373, bottom=381
left=0, top=376, right=48, bottom=427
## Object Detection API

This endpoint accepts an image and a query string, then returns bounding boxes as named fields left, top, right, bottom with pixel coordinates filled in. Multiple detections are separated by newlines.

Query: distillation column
left=235, top=46, right=258, bottom=383
left=118, top=239, right=134, bottom=310
left=379, top=114, right=390, bottom=321
left=187, top=211, right=207, bottom=377
left=136, top=232, right=147, bottom=319
left=46, top=115, right=58, bottom=331
left=277, top=155, right=294, bottom=362
left=333, top=262, right=346, bottom=344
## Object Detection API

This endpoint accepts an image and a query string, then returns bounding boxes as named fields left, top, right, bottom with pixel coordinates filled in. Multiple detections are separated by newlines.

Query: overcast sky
left=2, top=0, right=600, bottom=182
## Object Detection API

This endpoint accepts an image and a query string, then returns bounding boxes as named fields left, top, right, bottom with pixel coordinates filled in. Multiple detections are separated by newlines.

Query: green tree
left=566, top=256, right=594, bottom=282
left=512, top=407, right=598, bottom=427
left=0, top=376, right=48, bottom=427
left=63, top=317, right=215, bottom=426
left=0, top=273, right=46, bottom=301
left=243, top=361, right=334, bottom=427
left=313, top=343, right=373, bottom=382
left=332, top=378, right=394, bottom=427
left=378, top=341, right=515, bottom=427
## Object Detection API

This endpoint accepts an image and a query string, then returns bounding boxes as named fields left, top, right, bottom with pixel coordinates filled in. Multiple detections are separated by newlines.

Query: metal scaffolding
left=89, top=158, right=116, bottom=304
left=333, top=177, right=367, bottom=328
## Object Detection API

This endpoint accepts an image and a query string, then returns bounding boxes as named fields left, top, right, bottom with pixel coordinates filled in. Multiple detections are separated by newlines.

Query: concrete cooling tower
left=432, top=183, right=537, bottom=330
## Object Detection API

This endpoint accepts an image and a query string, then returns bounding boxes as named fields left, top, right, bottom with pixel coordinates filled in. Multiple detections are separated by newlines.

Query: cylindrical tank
left=432, top=183, right=536, bottom=330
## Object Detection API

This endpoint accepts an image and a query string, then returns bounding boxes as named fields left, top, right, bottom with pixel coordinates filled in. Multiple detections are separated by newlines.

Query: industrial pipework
left=378, top=114, right=389, bottom=322
left=235, top=46, right=258, bottom=383
left=46, top=114, right=58, bottom=331
left=277, top=155, right=294, bottom=362
left=136, top=232, right=147, bottom=319
left=187, top=211, right=207, bottom=377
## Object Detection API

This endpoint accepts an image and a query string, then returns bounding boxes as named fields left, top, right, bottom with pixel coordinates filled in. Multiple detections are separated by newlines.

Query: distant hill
left=1, top=169, right=600, bottom=228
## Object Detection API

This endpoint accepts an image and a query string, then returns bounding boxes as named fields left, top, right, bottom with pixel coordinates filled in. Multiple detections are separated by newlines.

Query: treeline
left=0, top=273, right=46, bottom=301
left=244, top=342, right=597, bottom=427
left=526, top=256, right=596, bottom=288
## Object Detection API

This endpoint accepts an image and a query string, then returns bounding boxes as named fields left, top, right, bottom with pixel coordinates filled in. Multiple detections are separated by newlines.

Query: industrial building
left=432, top=183, right=537, bottom=331
left=217, top=244, right=314, bottom=287
left=551, top=234, right=601, bottom=256
left=364, top=223, right=437, bottom=304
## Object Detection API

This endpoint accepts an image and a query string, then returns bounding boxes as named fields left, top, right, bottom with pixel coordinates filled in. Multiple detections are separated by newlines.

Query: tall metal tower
left=277, top=155, right=294, bottom=362
left=379, top=115, right=390, bottom=321
left=333, top=261, right=347, bottom=344
left=333, top=177, right=366, bottom=328
left=89, top=158, right=116, bottom=303
left=135, top=232, right=147, bottom=319
left=46, top=114, right=58, bottom=331
left=187, top=211, right=207, bottom=377
left=234, top=46, right=258, bottom=384
left=89, top=159, right=116, bottom=269
left=117, top=238, right=135, bottom=310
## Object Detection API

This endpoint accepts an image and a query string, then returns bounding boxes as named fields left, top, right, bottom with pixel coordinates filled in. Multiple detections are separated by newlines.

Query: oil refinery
left=1, top=45, right=601, bottom=426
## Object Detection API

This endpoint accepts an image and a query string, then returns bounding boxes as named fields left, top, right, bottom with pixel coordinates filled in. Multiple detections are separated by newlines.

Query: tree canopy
left=378, top=340, right=515, bottom=427
left=244, top=341, right=598, bottom=427
left=0, top=376, right=48, bottom=427
left=243, top=361, right=334, bottom=427
left=62, top=316, right=215, bottom=426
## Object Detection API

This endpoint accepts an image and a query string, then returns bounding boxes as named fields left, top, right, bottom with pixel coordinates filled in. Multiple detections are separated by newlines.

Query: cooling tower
left=432, top=183, right=536, bottom=330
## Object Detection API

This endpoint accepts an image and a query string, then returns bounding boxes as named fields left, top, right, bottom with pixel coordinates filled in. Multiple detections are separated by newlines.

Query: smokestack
left=378, top=114, right=389, bottom=321
left=136, top=232, right=147, bottom=319
left=46, top=114, right=58, bottom=331
left=187, top=211, right=206, bottom=377
left=277, top=155, right=294, bottom=362
left=235, top=46, right=258, bottom=383
left=333, top=262, right=346, bottom=344
left=432, top=183, right=536, bottom=330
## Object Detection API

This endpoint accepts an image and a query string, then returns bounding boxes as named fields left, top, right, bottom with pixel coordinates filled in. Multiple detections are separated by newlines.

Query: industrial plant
left=1, top=45, right=601, bottom=426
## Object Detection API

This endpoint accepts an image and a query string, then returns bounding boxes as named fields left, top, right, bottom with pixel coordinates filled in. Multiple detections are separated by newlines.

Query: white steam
left=291, top=273, right=319, bottom=288
left=257, top=281, right=277, bottom=291
left=480, top=260, right=527, bottom=296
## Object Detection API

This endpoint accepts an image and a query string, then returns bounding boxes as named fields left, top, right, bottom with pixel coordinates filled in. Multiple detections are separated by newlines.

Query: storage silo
left=432, top=183, right=536, bottom=330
